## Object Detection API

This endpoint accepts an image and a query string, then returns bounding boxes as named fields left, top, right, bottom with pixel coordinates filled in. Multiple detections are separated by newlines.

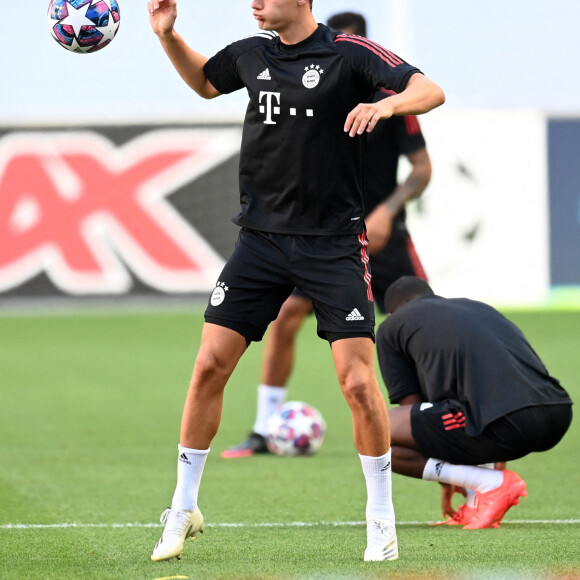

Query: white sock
left=171, top=445, right=210, bottom=512
left=466, top=463, right=496, bottom=506
left=465, top=489, right=477, bottom=507
left=422, top=458, right=503, bottom=494
left=253, top=384, right=287, bottom=436
left=359, top=450, right=396, bottom=522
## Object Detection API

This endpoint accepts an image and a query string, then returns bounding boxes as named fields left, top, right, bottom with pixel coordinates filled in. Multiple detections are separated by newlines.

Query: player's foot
left=220, top=432, right=269, bottom=458
left=151, top=507, right=204, bottom=561
left=364, top=519, right=398, bottom=561
left=463, top=470, right=527, bottom=530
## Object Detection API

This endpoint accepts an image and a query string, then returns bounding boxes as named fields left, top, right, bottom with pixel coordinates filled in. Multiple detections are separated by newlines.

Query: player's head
left=327, top=12, right=367, bottom=37
left=252, top=0, right=314, bottom=31
left=384, top=276, right=434, bottom=314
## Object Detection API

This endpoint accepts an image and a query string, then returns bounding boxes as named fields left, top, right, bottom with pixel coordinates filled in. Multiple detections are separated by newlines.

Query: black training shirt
left=204, top=25, right=421, bottom=235
left=376, top=295, right=572, bottom=435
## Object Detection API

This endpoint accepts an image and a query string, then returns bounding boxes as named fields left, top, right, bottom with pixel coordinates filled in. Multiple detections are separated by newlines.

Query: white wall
left=407, top=108, right=549, bottom=306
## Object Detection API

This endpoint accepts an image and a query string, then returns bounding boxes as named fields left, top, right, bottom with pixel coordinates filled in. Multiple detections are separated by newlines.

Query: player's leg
left=221, top=292, right=314, bottom=458
left=332, top=337, right=390, bottom=455
left=294, top=232, right=397, bottom=560
left=181, top=323, right=248, bottom=449
left=153, top=229, right=294, bottom=560
left=261, top=293, right=314, bottom=387
left=388, top=402, right=527, bottom=528
left=152, top=323, right=247, bottom=561
left=331, top=337, right=397, bottom=561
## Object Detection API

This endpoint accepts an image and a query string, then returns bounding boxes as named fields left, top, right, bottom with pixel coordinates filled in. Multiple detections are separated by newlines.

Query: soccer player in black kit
left=377, top=277, right=573, bottom=529
left=147, top=0, right=445, bottom=562
left=222, top=11, right=432, bottom=460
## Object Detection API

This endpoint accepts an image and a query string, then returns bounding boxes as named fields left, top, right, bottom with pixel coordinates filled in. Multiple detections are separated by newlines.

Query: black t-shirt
left=364, top=89, right=426, bottom=227
left=204, top=25, right=421, bottom=235
left=376, top=295, right=572, bottom=435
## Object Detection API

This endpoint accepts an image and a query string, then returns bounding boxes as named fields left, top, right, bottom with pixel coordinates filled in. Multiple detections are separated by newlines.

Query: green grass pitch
left=1, top=306, right=579, bottom=579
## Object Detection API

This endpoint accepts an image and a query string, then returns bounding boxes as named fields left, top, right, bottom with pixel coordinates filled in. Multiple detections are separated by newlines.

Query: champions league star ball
left=47, top=0, right=121, bottom=53
left=266, top=401, right=326, bottom=456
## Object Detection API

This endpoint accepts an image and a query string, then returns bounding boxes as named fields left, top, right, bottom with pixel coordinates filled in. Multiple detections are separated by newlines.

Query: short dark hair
left=384, top=276, right=434, bottom=314
left=327, top=12, right=367, bottom=37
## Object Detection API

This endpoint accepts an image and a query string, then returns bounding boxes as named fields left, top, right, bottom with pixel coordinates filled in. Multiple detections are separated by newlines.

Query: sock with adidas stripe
left=359, top=450, right=396, bottom=522
left=422, top=458, right=503, bottom=494
left=170, top=444, right=209, bottom=512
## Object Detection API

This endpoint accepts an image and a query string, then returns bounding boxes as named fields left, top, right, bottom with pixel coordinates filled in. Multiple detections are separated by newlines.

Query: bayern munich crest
left=302, top=64, right=324, bottom=89
left=210, top=281, right=229, bottom=306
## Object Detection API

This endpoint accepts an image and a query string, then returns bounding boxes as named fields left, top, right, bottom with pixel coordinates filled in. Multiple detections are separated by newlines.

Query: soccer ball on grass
left=47, top=0, right=121, bottom=53
left=266, top=401, right=326, bottom=456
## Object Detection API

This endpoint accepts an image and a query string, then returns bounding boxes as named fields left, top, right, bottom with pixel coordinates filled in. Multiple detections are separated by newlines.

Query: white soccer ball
left=47, top=0, right=121, bottom=54
left=266, top=401, right=326, bottom=456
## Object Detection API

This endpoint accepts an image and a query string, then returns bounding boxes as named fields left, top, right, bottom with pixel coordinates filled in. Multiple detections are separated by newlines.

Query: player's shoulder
left=333, top=32, right=404, bottom=65
left=227, top=30, right=279, bottom=55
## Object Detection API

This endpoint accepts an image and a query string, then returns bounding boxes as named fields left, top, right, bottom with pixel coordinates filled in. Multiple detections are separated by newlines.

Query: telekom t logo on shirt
left=258, top=91, right=314, bottom=125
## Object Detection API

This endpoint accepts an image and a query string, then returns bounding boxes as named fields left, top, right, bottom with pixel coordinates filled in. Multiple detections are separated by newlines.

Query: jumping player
left=376, top=276, right=573, bottom=528
left=147, top=0, right=445, bottom=562
left=222, top=11, right=432, bottom=460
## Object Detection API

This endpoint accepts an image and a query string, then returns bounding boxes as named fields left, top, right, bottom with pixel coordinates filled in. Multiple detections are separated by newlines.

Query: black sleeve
left=334, top=34, right=422, bottom=94
left=203, top=41, right=246, bottom=95
left=376, top=319, right=423, bottom=404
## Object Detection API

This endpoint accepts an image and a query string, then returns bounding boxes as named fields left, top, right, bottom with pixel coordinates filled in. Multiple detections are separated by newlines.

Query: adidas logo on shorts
left=346, top=308, right=364, bottom=321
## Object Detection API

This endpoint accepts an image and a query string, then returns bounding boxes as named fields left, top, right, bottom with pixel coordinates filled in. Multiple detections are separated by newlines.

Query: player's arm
left=366, top=147, right=432, bottom=254
left=440, top=483, right=467, bottom=518
left=376, top=322, right=423, bottom=403
left=345, top=73, right=445, bottom=137
left=148, top=0, right=220, bottom=99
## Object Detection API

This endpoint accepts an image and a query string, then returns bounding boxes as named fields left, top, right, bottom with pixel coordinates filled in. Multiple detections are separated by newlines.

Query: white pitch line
left=1, top=519, right=579, bottom=530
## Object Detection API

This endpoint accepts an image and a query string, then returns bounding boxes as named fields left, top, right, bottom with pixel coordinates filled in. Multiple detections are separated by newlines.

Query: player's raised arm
left=148, top=0, right=220, bottom=99
left=345, top=74, right=445, bottom=137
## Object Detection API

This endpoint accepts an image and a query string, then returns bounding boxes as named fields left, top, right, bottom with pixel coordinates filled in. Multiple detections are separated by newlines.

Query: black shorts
left=291, top=226, right=426, bottom=314
left=205, top=229, right=375, bottom=344
left=370, top=226, right=426, bottom=313
left=410, top=400, right=573, bottom=465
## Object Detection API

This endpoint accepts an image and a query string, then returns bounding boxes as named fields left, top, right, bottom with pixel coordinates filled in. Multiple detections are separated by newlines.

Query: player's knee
left=194, top=348, right=235, bottom=383
left=339, top=373, right=376, bottom=410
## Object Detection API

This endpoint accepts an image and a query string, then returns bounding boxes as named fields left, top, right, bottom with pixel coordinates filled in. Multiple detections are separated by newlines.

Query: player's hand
left=440, top=483, right=467, bottom=518
left=365, top=204, right=395, bottom=254
left=344, top=99, right=395, bottom=137
left=148, top=0, right=177, bottom=37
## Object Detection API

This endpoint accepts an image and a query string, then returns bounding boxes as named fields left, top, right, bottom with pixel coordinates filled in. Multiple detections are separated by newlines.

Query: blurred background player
left=376, top=276, right=573, bottom=528
left=222, top=11, right=432, bottom=459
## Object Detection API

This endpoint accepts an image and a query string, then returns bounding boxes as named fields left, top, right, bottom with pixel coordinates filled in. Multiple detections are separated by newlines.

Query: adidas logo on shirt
left=257, top=68, right=271, bottom=80
left=346, top=308, right=364, bottom=321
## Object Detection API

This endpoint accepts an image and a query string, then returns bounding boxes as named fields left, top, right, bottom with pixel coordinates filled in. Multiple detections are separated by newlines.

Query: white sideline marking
left=2, top=519, right=579, bottom=530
